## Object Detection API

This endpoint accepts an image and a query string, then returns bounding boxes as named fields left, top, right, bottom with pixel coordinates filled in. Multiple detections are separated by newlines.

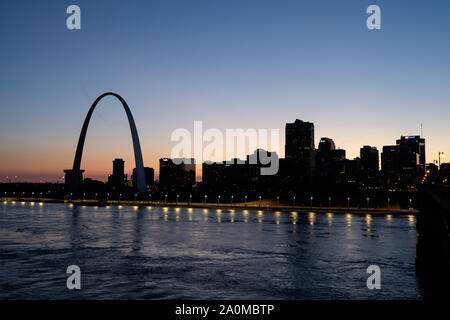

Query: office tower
left=202, top=158, right=248, bottom=191
left=360, top=146, right=379, bottom=186
left=316, top=138, right=345, bottom=183
left=159, top=158, right=196, bottom=189
left=396, top=136, right=426, bottom=174
left=132, top=167, right=154, bottom=189
left=382, top=136, right=425, bottom=189
left=344, top=157, right=361, bottom=184
left=285, top=119, right=315, bottom=157
left=318, top=137, right=335, bottom=153
left=113, top=158, right=125, bottom=180
left=108, top=158, right=126, bottom=189
left=284, top=119, right=315, bottom=182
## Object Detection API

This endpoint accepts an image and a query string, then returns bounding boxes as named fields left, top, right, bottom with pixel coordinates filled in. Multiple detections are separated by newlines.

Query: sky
left=1, top=0, right=449, bottom=182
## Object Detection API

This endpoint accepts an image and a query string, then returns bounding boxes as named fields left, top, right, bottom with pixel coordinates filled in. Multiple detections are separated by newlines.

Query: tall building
left=159, top=158, right=196, bottom=189
left=285, top=119, right=315, bottom=157
left=202, top=158, right=249, bottom=191
left=132, top=167, right=154, bottom=189
left=284, top=119, right=315, bottom=182
left=381, top=136, right=425, bottom=189
left=360, top=146, right=379, bottom=186
left=344, top=157, right=361, bottom=184
left=316, top=138, right=345, bottom=183
left=108, top=158, right=126, bottom=189
left=318, top=137, right=335, bottom=153
left=396, top=136, right=426, bottom=174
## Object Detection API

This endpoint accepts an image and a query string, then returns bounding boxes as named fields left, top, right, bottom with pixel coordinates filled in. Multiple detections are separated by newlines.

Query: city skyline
left=1, top=0, right=450, bottom=182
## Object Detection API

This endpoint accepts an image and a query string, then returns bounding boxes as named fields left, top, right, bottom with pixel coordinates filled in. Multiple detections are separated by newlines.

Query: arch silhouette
left=68, top=92, right=146, bottom=194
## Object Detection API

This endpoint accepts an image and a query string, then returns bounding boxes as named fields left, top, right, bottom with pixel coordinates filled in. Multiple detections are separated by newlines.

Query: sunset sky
left=1, top=0, right=450, bottom=182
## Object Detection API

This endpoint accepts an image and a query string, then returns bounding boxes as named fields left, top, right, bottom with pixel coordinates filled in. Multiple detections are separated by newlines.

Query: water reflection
left=346, top=213, right=352, bottom=227
left=327, top=212, right=333, bottom=226
left=366, top=214, right=372, bottom=233
left=309, top=212, right=315, bottom=226
left=0, top=202, right=420, bottom=299
left=408, top=215, right=415, bottom=227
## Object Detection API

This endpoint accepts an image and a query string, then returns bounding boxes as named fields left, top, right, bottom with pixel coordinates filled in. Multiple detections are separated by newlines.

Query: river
left=0, top=201, right=421, bottom=299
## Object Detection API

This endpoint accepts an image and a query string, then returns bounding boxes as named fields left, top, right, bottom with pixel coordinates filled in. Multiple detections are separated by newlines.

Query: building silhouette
left=316, top=138, right=346, bottom=184
left=108, top=158, right=126, bottom=190
left=397, top=136, right=426, bottom=175
left=202, top=149, right=279, bottom=193
left=360, top=146, right=379, bottom=187
left=159, top=158, right=196, bottom=190
left=284, top=119, right=316, bottom=183
left=132, top=167, right=154, bottom=189
left=381, top=136, right=425, bottom=189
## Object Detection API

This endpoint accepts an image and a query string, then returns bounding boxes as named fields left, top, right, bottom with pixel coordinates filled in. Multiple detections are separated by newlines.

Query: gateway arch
left=65, top=92, right=146, bottom=195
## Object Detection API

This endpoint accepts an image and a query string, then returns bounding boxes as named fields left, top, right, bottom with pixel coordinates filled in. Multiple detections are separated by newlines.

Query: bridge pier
left=416, top=185, right=450, bottom=298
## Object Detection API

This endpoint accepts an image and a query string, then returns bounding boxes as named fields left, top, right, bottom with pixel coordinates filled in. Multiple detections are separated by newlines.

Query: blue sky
left=0, top=0, right=449, bottom=181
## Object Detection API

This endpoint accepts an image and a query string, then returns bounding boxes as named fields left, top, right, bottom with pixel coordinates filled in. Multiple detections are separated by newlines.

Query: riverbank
left=2, top=197, right=418, bottom=215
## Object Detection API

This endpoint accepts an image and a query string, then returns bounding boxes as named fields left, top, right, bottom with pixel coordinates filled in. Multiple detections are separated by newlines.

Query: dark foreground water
left=0, top=201, right=420, bottom=299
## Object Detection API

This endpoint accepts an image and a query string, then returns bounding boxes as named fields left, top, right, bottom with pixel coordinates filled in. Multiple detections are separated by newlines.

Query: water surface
left=0, top=202, right=420, bottom=299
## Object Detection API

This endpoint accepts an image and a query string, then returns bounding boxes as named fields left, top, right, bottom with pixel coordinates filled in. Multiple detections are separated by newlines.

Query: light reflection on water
left=0, top=202, right=419, bottom=299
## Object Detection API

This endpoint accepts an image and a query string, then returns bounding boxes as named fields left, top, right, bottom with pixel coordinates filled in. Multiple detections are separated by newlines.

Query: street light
left=293, top=195, right=296, bottom=206
left=135, top=193, right=138, bottom=202
left=176, top=194, right=179, bottom=204
left=366, top=197, right=370, bottom=209
left=231, top=195, right=234, bottom=205
left=107, top=193, right=110, bottom=201
left=218, top=195, right=221, bottom=205
left=347, top=197, right=350, bottom=209
left=328, top=196, right=331, bottom=207
left=204, top=194, right=207, bottom=204
left=387, top=197, right=390, bottom=209
left=189, top=194, right=192, bottom=205
left=310, top=196, right=313, bottom=207
left=244, top=195, right=247, bottom=206
left=165, top=194, right=168, bottom=204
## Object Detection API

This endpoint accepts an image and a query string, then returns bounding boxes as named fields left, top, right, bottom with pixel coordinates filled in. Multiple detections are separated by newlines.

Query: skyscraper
left=159, top=158, right=196, bottom=189
left=382, top=136, right=425, bottom=189
left=360, top=146, right=379, bottom=186
left=284, top=119, right=315, bottom=182
left=108, top=158, right=126, bottom=189
left=318, top=137, right=335, bottom=153
left=132, top=167, right=154, bottom=189
left=285, top=119, right=315, bottom=158
left=316, top=138, right=346, bottom=183
left=396, top=136, right=426, bottom=174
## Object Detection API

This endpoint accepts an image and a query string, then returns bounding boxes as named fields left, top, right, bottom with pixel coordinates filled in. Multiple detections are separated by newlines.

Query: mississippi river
left=0, top=202, right=420, bottom=299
